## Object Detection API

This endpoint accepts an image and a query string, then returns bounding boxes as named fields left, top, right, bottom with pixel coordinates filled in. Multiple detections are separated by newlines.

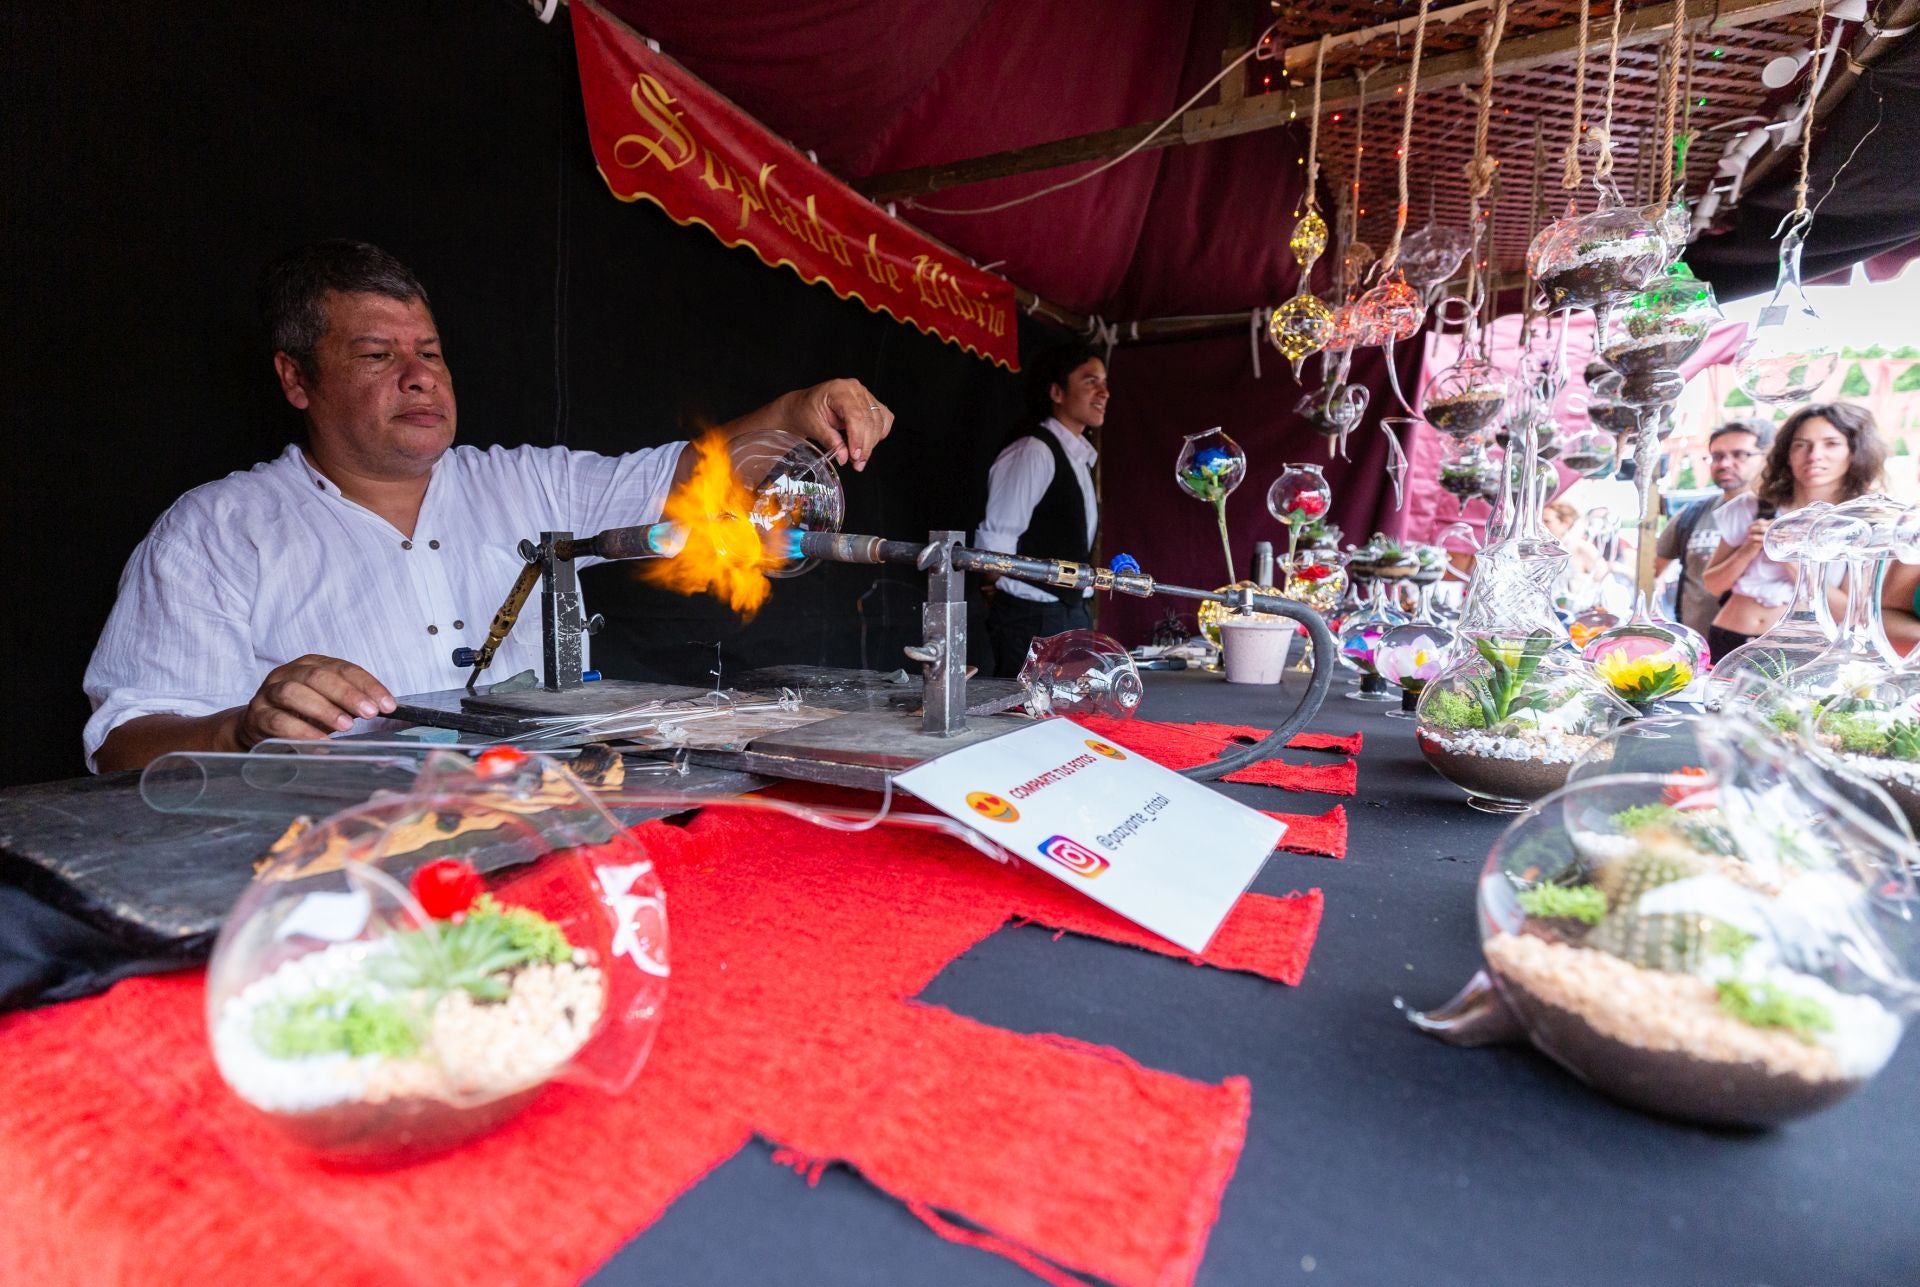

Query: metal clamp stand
left=902, top=530, right=969, bottom=737
left=535, top=531, right=602, bottom=691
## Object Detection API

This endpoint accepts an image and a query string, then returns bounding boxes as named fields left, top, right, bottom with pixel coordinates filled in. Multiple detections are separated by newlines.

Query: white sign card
left=896, top=718, right=1285, bottom=953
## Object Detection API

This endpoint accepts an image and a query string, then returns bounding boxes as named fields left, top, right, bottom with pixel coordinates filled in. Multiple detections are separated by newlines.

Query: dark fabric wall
left=1690, top=32, right=1920, bottom=300
left=1, top=1, right=1038, bottom=787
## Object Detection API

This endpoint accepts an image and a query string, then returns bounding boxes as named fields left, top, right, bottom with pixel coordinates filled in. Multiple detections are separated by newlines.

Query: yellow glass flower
left=1595, top=651, right=1693, bottom=702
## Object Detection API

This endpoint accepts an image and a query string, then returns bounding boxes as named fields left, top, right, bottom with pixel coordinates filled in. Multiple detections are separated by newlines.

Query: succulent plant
left=370, top=896, right=576, bottom=1003
left=1591, top=843, right=1703, bottom=911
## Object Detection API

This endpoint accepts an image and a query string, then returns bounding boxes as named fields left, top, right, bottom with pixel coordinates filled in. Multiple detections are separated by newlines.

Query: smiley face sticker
left=966, top=791, right=1020, bottom=823
left=1084, top=739, right=1127, bottom=761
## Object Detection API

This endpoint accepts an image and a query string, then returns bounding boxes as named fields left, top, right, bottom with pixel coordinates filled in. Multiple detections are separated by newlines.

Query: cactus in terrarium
left=1591, top=841, right=1704, bottom=911
left=1886, top=719, right=1920, bottom=762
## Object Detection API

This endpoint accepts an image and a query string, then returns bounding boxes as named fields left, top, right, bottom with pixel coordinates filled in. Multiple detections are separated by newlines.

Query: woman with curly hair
left=1701, top=402, right=1885, bottom=661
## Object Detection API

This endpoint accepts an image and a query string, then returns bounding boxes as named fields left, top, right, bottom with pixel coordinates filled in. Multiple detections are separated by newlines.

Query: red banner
left=571, top=2, right=1019, bottom=370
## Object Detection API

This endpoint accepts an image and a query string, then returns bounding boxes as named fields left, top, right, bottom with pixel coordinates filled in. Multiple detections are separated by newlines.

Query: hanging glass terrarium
left=1423, top=356, right=1509, bottom=439
left=1734, top=210, right=1840, bottom=404
left=1527, top=197, right=1669, bottom=314
left=1439, top=437, right=1491, bottom=510
left=1559, top=426, right=1618, bottom=478
left=1599, top=267, right=1722, bottom=408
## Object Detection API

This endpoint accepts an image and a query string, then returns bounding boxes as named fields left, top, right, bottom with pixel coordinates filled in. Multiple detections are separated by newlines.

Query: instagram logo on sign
left=1036, top=835, right=1110, bottom=879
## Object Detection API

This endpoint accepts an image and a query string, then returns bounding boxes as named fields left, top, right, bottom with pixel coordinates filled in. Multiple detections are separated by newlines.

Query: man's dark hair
left=1708, top=417, right=1774, bottom=452
left=1026, top=341, right=1105, bottom=422
left=1756, top=402, right=1885, bottom=510
left=258, top=240, right=431, bottom=377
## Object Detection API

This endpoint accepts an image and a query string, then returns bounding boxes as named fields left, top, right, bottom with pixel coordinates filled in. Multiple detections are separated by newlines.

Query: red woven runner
left=1078, top=717, right=1361, bottom=798
left=0, top=809, right=1322, bottom=1287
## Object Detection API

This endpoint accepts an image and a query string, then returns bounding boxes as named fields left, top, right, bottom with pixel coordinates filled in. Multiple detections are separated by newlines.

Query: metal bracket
left=913, top=530, right=969, bottom=737
left=536, top=530, right=601, bottom=691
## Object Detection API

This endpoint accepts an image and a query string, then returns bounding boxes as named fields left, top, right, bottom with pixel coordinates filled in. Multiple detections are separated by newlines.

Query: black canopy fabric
left=1691, top=32, right=1920, bottom=301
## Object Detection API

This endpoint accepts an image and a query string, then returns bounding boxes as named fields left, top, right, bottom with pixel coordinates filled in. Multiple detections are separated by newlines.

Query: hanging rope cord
left=1562, top=0, right=1592, bottom=189
left=1382, top=0, right=1433, bottom=274
left=1464, top=0, right=1513, bottom=307
left=1795, top=0, right=1830, bottom=215
left=1304, top=36, right=1330, bottom=212
left=1595, top=0, right=1626, bottom=179
left=1347, top=66, right=1374, bottom=294
left=907, top=19, right=1284, bottom=217
left=1657, top=0, right=1689, bottom=207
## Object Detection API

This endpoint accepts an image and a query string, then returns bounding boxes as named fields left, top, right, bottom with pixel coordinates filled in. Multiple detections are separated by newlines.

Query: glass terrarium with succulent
left=1811, top=683, right=1920, bottom=836
left=205, top=749, right=669, bottom=1161
left=1439, top=439, right=1490, bottom=508
left=1407, top=703, right=1920, bottom=1127
left=1415, top=632, right=1636, bottom=812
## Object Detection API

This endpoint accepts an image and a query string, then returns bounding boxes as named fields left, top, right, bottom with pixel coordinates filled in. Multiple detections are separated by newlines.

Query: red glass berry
left=410, top=858, right=484, bottom=919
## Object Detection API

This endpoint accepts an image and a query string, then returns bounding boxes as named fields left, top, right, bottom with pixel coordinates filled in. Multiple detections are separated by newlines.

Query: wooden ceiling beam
left=853, top=0, right=1824, bottom=202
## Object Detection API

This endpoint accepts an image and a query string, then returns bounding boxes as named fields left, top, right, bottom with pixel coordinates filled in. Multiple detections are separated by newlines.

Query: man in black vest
left=975, top=342, right=1107, bottom=677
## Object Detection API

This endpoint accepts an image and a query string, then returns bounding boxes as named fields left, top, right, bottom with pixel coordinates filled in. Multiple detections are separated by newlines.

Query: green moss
left=1886, top=720, right=1920, bottom=763
left=1825, top=711, right=1893, bottom=756
left=1609, top=803, right=1678, bottom=832
left=1514, top=883, right=1607, bottom=924
left=253, top=989, right=421, bottom=1059
left=1765, top=705, right=1806, bottom=735
left=1422, top=686, right=1486, bottom=730
left=1715, top=979, right=1833, bottom=1042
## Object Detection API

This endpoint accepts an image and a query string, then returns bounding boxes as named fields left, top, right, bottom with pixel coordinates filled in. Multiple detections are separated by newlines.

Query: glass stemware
left=1784, top=500, right=1910, bottom=702
left=1706, top=503, right=1839, bottom=707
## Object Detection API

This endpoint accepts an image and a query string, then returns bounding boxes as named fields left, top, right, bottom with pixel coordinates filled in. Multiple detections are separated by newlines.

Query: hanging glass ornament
left=1343, top=240, right=1377, bottom=288
left=1439, top=437, right=1490, bottom=510
left=1355, top=275, right=1426, bottom=346
left=1734, top=211, right=1841, bottom=404
left=1397, top=224, right=1473, bottom=297
left=1321, top=301, right=1367, bottom=355
left=1288, top=209, right=1330, bottom=269
left=1267, top=294, right=1334, bottom=374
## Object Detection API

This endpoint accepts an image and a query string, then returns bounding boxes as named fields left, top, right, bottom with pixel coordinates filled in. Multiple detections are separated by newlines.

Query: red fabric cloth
left=0, top=808, right=1322, bottom=1287
left=1079, top=716, right=1359, bottom=797
left=1263, top=805, right=1349, bottom=860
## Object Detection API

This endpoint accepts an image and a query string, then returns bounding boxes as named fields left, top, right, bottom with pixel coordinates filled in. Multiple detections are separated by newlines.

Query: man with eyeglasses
left=1655, top=419, right=1773, bottom=642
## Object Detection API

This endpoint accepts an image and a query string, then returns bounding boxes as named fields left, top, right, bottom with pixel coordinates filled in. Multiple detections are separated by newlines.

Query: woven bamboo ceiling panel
left=1264, top=0, right=1821, bottom=278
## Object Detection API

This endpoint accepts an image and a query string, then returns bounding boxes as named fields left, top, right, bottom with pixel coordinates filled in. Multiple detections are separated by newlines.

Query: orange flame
left=638, top=431, right=776, bottom=618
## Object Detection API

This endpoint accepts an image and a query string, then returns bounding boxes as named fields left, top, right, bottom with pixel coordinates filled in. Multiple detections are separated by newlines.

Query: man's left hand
left=783, top=379, right=893, bottom=472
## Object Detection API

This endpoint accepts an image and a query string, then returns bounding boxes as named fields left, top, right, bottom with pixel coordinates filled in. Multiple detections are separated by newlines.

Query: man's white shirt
left=82, top=441, right=679, bottom=769
left=973, top=417, right=1098, bottom=602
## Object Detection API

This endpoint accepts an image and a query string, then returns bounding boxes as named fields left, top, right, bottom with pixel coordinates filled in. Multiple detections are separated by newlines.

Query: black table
left=6, top=671, right=1918, bottom=1285
left=598, top=672, right=1920, bottom=1287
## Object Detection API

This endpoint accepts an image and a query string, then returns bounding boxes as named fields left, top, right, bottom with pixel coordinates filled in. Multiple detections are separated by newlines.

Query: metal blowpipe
left=767, top=528, right=1296, bottom=618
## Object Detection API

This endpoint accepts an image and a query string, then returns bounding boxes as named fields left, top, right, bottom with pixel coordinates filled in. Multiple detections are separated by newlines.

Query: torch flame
left=638, top=431, right=778, bottom=618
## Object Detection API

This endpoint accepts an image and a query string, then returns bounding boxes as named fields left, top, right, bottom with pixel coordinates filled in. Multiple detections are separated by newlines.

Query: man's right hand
left=235, top=654, right=397, bottom=747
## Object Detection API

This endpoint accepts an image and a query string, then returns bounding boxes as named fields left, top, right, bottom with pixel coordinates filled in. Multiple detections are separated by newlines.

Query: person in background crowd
left=1702, top=403, right=1885, bottom=662
left=975, top=341, right=1106, bottom=677
left=1656, top=419, right=1773, bottom=641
